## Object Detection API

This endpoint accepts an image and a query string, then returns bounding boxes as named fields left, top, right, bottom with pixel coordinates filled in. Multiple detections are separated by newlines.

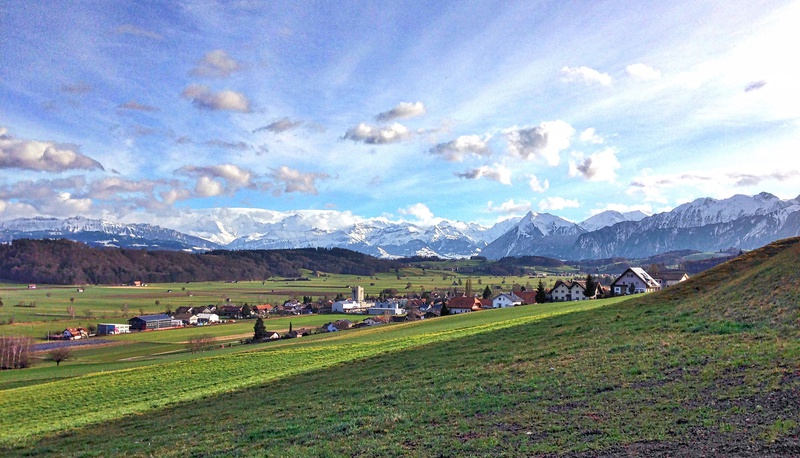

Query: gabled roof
left=493, top=292, right=523, bottom=302
left=659, top=271, right=689, bottom=281
left=447, top=296, right=482, bottom=309
left=516, top=291, right=538, bottom=304
left=613, top=267, right=660, bottom=288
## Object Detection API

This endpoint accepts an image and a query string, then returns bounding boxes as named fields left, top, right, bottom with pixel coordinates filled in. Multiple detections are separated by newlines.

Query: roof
left=516, top=291, right=538, bottom=304
left=659, top=271, right=689, bottom=281
left=613, top=267, right=661, bottom=288
left=132, top=314, right=173, bottom=322
left=447, top=296, right=482, bottom=309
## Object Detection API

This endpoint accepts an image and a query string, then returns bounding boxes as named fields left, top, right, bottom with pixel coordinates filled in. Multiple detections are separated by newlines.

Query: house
left=405, top=310, right=424, bottom=322
left=128, top=314, right=174, bottom=331
left=96, top=323, right=130, bottom=335
left=62, top=327, right=88, bottom=340
left=174, top=306, right=194, bottom=316
left=195, top=313, right=220, bottom=324
left=133, top=281, right=142, bottom=287
left=219, top=305, right=242, bottom=318
left=515, top=291, right=538, bottom=304
left=320, top=322, right=339, bottom=333
left=656, top=271, right=690, bottom=288
left=549, top=280, right=574, bottom=302
left=266, top=331, right=281, bottom=340
left=611, top=267, right=661, bottom=295
left=361, top=316, right=390, bottom=326
left=569, top=281, right=591, bottom=301
left=492, top=293, right=523, bottom=308
left=368, top=300, right=405, bottom=316
left=332, top=299, right=368, bottom=313
left=252, top=304, right=273, bottom=316
left=333, top=319, right=354, bottom=330
left=27, top=284, right=36, bottom=289
left=447, top=296, right=482, bottom=314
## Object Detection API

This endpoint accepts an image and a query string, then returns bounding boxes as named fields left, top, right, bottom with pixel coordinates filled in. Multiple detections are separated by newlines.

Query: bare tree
left=83, top=309, right=94, bottom=319
left=187, top=334, right=215, bottom=354
left=67, top=306, right=76, bottom=319
left=49, top=347, right=71, bottom=366
left=121, top=303, right=129, bottom=317
left=0, top=336, right=33, bottom=369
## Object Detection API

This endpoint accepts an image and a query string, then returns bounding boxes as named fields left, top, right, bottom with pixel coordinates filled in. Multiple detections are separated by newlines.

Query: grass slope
left=3, top=237, right=800, bottom=456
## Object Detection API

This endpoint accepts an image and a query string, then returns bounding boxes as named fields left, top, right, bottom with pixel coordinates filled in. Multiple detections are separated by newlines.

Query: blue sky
left=1, top=0, right=799, bottom=230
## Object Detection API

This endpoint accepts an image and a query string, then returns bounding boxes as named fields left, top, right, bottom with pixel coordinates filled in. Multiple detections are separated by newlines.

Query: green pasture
left=0, top=269, right=574, bottom=338
left=0, top=299, right=613, bottom=447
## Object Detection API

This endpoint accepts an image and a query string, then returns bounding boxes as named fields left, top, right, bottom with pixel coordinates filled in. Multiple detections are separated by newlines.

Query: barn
left=128, top=314, right=173, bottom=331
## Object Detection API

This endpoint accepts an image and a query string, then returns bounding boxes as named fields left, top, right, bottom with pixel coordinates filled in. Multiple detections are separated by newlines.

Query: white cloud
left=455, top=164, right=511, bottom=185
left=160, top=188, right=192, bottom=205
left=398, top=203, right=436, bottom=224
left=0, top=128, right=104, bottom=172
left=88, top=177, right=158, bottom=199
left=343, top=122, right=411, bottom=144
left=527, top=175, right=549, bottom=193
left=181, top=85, right=251, bottom=112
left=578, top=128, right=604, bottom=144
left=115, top=24, right=162, bottom=40
left=270, top=166, right=330, bottom=195
left=539, top=196, right=579, bottom=211
left=191, top=50, right=242, bottom=78
left=560, top=66, right=612, bottom=86
left=569, top=148, right=621, bottom=182
left=486, top=199, right=533, bottom=214
left=505, top=120, right=574, bottom=166
left=375, top=102, right=427, bottom=122
left=626, top=63, right=661, bottom=80
left=195, top=176, right=225, bottom=197
left=430, top=135, right=491, bottom=162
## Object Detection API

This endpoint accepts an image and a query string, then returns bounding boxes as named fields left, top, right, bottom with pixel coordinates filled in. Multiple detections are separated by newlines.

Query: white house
left=195, top=313, right=220, bottom=324
left=492, top=293, right=522, bottom=308
left=368, top=300, right=406, bottom=315
left=569, top=281, right=589, bottom=301
left=656, top=271, right=690, bottom=287
left=549, top=280, right=573, bottom=302
left=332, top=299, right=370, bottom=313
left=611, top=267, right=661, bottom=295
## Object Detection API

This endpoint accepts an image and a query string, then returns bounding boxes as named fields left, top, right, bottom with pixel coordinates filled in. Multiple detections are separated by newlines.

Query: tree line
left=0, top=239, right=400, bottom=285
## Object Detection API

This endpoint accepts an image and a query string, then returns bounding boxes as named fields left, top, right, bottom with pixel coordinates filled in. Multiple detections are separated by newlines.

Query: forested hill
left=0, top=239, right=400, bottom=285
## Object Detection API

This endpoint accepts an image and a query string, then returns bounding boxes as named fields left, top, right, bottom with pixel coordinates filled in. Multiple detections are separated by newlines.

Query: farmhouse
left=492, top=293, right=523, bottom=308
left=515, top=290, right=538, bottom=304
left=549, top=280, right=573, bottom=301
left=656, top=271, right=690, bottom=287
left=62, top=327, right=88, bottom=340
left=368, top=300, right=405, bottom=315
left=447, top=296, right=482, bottom=314
left=128, top=314, right=174, bottom=331
left=611, top=267, right=661, bottom=295
left=195, top=313, right=220, bottom=324
left=97, top=323, right=130, bottom=335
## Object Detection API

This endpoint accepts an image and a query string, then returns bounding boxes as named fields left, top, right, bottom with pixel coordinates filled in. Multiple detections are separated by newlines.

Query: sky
left=2, top=0, right=799, bottom=231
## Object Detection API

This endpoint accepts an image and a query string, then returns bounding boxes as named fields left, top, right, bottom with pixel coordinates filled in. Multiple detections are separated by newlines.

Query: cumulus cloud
left=375, top=102, right=427, bottom=122
left=579, top=128, right=604, bottom=144
left=180, top=164, right=253, bottom=187
left=455, top=164, right=512, bottom=185
left=0, top=178, right=92, bottom=216
left=430, top=135, right=491, bottom=162
left=194, top=176, right=225, bottom=197
left=0, top=128, right=104, bottom=172
left=253, top=118, right=303, bottom=134
left=343, top=122, right=411, bottom=144
left=115, top=24, right=162, bottom=40
left=744, top=80, right=767, bottom=92
left=181, top=85, right=251, bottom=112
left=539, top=197, right=579, bottom=211
left=505, top=120, right=574, bottom=166
left=486, top=199, right=533, bottom=214
left=60, top=82, right=93, bottom=95
left=527, top=175, right=549, bottom=193
left=118, top=100, right=159, bottom=112
left=160, top=188, right=192, bottom=205
left=560, top=66, right=612, bottom=86
left=191, top=50, right=242, bottom=78
left=569, top=148, right=621, bottom=182
left=625, top=63, right=661, bottom=80
left=270, top=166, right=330, bottom=195
left=398, top=203, right=436, bottom=224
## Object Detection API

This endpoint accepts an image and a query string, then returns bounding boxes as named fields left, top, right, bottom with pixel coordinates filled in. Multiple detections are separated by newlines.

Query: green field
left=1, top=238, right=799, bottom=456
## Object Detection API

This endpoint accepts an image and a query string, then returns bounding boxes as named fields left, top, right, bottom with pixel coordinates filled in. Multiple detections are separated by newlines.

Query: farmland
left=1, top=238, right=798, bottom=456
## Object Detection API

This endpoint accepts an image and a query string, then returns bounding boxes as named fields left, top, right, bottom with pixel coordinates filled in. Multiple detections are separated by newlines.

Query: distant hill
left=0, top=239, right=400, bottom=285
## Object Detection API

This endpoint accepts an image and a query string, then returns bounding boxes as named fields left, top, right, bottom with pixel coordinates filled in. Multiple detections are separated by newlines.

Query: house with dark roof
left=655, top=271, right=690, bottom=288
left=611, top=267, right=661, bottom=295
left=492, top=293, right=523, bottom=308
left=549, top=280, right=574, bottom=301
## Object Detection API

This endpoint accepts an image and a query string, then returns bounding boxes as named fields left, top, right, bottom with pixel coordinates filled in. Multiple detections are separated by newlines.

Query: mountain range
left=1, top=192, right=798, bottom=260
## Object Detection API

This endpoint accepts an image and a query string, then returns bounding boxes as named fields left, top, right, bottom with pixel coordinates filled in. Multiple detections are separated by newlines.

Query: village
left=56, top=267, right=689, bottom=342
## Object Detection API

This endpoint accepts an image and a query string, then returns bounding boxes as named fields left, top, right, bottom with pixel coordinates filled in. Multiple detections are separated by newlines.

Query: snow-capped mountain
left=1, top=192, right=798, bottom=260
left=481, top=212, right=585, bottom=259
left=579, top=210, right=649, bottom=232
left=0, top=216, right=220, bottom=252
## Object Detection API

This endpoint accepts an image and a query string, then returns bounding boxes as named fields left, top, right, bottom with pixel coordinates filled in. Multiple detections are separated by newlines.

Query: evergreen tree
left=241, top=303, right=251, bottom=317
left=465, top=277, right=473, bottom=297
left=584, top=274, right=597, bottom=298
left=253, top=317, right=267, bottom=340
left=440, top=302, right=451, bottom=316
left=535, top=280, right=547, bottom=303
left=482, top=285, right=492, bottom=299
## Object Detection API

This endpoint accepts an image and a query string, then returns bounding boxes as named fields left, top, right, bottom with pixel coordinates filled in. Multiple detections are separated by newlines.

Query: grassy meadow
left=1, top=239, right=798, bottom=456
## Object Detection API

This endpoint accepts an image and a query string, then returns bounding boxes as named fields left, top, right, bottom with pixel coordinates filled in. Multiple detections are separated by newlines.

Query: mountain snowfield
left=1, top=193, right=798, bottom=260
